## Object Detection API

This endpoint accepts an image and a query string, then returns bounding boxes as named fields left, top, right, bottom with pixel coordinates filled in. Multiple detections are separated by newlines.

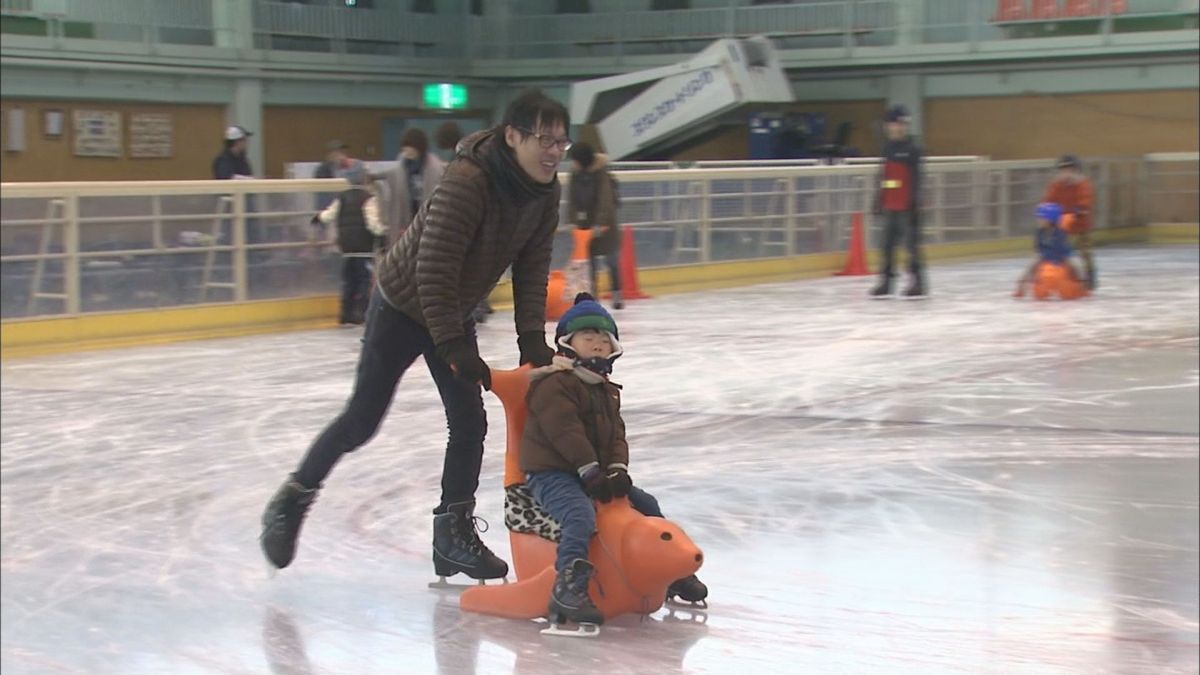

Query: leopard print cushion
left=504, top=483, right=562, bottom=543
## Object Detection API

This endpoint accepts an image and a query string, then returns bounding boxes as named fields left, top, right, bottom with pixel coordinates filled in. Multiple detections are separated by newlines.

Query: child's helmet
left=1035, top=202, right=1063, bottom=224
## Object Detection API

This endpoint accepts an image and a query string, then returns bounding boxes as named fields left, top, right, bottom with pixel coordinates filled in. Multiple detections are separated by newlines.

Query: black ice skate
left=666, top=574, right=709, bottom=610
left=900, top=279, right=928, bottom=300
left=543, top=558, right=603, bottom=637
left=430, top=501, right=509, bottom=588
left=869, top=280, right=892, bottom=299
left=260, top=475, right=318, bottom=570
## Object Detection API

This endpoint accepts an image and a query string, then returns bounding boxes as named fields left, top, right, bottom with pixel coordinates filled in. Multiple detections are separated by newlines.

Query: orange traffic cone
left=835, top=212, right=870, bottom=276
left=545, top=270, right=570, bottom=321
left=615, top=226, right=650, bottom=300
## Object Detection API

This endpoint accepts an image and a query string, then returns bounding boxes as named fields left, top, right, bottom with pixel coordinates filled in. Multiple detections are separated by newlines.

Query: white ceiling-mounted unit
left=569, top=36, right=795, bottom=160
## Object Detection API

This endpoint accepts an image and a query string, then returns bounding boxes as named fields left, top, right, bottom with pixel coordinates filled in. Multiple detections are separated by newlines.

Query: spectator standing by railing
left=1043, top=154, right=1097, bottom=290
left=212, top=126, right=254, bottom=180
left=383, top=128, right=446, bottom=245
left=870, top=105, right=927, bottom=300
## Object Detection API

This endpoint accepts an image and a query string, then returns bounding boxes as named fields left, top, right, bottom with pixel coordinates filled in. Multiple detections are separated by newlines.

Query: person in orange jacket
left=1042, top=154, right=1096, bottom=289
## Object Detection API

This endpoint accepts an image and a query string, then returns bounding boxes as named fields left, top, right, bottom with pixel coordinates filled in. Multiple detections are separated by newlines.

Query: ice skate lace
left=456, top=514, right=492, bottom=556
left=279, top=489, right=316, bottom=523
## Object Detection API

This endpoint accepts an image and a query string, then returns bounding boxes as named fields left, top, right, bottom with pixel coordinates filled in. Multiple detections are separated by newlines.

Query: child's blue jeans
left=526, top=469, right=664, bottom=572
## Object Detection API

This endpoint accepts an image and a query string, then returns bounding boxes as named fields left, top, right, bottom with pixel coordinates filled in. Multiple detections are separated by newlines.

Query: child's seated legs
left=626, top=485, right=663, bottom=518
left=527, top=470, right=604, bottom=625
left=623, top=483, right=708, bottom=605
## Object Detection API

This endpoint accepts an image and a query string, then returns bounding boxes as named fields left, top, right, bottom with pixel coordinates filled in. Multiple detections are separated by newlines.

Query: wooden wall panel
left=0, top=100, right=223, bottom=182
left=925, top=90, right=1200, bottom=159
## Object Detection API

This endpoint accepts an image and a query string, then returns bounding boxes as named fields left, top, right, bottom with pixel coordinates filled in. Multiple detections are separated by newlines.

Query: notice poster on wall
left=129, top=113, right=173, bottom=158
left=73, top=109, right=122, bottom=158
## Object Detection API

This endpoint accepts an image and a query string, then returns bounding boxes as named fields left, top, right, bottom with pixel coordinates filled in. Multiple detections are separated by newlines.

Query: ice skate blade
left=427, top=575, right=508, bottom=590
left=540, top=622, right=600, bottom=638
left=868, top=295, right=892, bottom=300
left=663, top=606, right=708, bottom=624
left=898, top=294, right=928, bottom=301
left=666, top=597, right=708, bottom=610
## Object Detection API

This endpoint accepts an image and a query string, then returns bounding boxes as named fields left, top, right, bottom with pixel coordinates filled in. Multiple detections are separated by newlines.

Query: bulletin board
left=73, top=109, right=122, bottom=157
left=129, top=112, right=173, bottom=158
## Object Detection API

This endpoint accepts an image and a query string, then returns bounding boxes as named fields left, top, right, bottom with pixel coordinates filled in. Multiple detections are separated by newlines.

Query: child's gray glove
left=580, top=465, right=613, bottom=503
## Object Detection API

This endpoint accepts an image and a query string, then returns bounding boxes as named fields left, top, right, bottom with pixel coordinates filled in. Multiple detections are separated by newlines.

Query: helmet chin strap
left=573, top=355, right=613, bottom=377
left=556, top=331, right=622, bottom=377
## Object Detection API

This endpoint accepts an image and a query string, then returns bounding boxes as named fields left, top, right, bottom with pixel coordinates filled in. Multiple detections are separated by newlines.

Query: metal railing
left=252, top=1, right=461, bottom=57
left=1143, top=152, right=1200, bottom=224
left=2, top=155, right=1190, bottom=322
left=1, top=179, right=344, bottom=319
left=3, top=0, right=1194, bottom=60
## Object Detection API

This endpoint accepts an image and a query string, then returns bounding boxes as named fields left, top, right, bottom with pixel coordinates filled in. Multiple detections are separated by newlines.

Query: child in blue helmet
left=520, top=293, right=707, bottom=627
left=1014, top=202, right=1082, bottom=297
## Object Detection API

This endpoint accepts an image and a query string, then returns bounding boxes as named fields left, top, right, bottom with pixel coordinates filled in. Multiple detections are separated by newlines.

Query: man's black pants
left=878, top=209, right=924, bottom=283
left=295, top=289, right=486, bottom=512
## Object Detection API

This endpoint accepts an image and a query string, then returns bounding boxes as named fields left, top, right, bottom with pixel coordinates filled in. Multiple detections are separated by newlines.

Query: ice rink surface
left=2, top=246, right=1197, bottom=674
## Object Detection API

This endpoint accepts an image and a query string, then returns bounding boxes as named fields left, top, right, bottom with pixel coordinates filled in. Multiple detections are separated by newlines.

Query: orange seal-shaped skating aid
left=458, top=367, right=704, bottom=622
left=1032, top=262, right=1088, bottom=301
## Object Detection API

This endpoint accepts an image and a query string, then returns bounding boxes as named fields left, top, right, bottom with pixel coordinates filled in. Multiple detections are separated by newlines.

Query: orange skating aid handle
left=487, top=366, right=534, bottom=488
left=571, top=227, right=592, bottom=262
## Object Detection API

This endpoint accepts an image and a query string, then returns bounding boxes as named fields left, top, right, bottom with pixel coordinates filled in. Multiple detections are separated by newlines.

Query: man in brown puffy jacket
left=261, top=90, right=571, bottom=583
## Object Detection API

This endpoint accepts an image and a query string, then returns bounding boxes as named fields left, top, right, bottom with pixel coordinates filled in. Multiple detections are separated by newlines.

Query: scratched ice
left=2, top=246, right=1197, bottom=674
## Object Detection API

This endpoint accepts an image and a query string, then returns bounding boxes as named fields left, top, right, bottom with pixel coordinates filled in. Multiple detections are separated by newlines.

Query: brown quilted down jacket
left=520, top=369, right=630, bottom=475
left=375, top=128, right=561, bottom=346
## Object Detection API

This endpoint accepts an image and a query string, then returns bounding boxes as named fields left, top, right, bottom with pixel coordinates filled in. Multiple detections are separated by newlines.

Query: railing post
left=233, top=192, right=248, bottom=302
left=998, top=169, right=1011, bottom=238
left=972, top=164, right=987, bottom=236
left=152, top=194, right=164, bottom=249
left=968, top=0, right=980, bottom=51
left=784, top=176, right=796, bottom=256
left=616, top=1, right=625, bottom=62
left=1097, top=160, right=1111, bottom=230
left=843, top=0, right=854, bottom=54
left=64, top=194, right=81, bottom=315
left=933, top=172, right=946, bottom=243
left=700, top=180, right=712, bottom=263
left=1137, top=157, right=1151, bottom=227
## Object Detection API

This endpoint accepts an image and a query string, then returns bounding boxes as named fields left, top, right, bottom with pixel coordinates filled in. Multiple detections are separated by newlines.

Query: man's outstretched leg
left=425, top=345, right=508, bottom=581
left=261, top=292, right=425, bottom=569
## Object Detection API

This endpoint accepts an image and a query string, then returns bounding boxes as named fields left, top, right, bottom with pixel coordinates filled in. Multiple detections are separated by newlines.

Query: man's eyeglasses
left=518, top=127, right=573, bottom=152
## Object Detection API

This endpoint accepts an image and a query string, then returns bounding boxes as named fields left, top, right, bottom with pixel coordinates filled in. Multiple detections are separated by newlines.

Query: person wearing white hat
left=213, top=125, right=254, bottom=180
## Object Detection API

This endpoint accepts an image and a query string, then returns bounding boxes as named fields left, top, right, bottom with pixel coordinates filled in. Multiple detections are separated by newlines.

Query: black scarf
left=481, top=130, right=556, bottom=208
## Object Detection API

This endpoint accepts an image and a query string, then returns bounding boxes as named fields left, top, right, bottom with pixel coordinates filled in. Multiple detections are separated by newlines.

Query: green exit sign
left=423, top=83, right=468, bottom=110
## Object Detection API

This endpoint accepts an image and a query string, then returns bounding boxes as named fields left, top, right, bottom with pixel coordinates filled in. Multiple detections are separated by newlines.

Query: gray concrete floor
left=2, top=246, right=1197, bottom=674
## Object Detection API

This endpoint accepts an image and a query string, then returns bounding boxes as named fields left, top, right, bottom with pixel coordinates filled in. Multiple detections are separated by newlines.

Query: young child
left=520, top=293, right=707, bottom=627
left=312, top=164, right=386, bottom=324
left=1014, top=202, right=1082, bottom=298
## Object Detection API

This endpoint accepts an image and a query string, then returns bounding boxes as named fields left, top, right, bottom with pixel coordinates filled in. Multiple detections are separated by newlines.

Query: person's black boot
left=667, top=574, right=709, bottom=608
left=869, top=279, right=892, bottom=299
left=544, top=558, right=604, bottom=634
left=431, top=501, right=509, bottom=584
left=261, top=475, right=318, bottom=569
left=901, top=277, right=928, bottom=299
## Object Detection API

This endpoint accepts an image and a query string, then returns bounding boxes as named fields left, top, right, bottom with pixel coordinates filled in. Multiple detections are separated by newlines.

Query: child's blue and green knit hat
left=554, top=293, right=622, bottom=361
